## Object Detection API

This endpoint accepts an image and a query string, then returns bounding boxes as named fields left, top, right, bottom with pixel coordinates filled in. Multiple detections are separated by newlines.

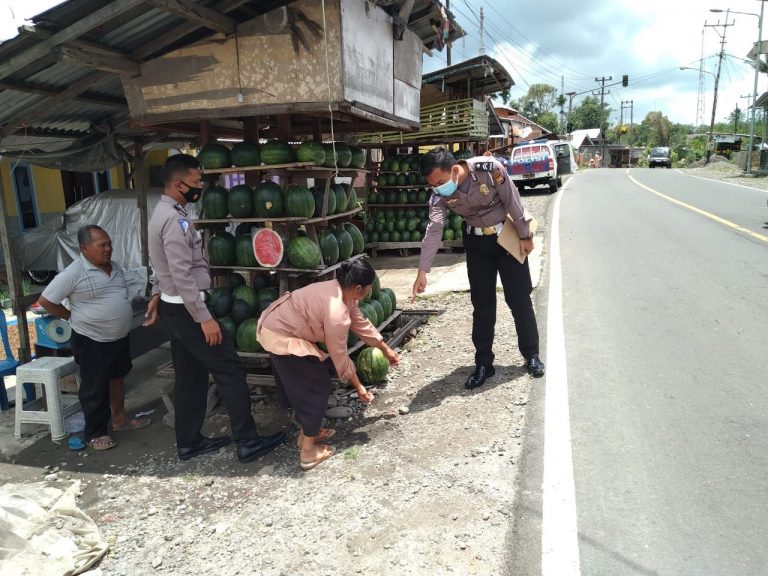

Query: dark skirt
left=269, top=353, right=332, bottom=437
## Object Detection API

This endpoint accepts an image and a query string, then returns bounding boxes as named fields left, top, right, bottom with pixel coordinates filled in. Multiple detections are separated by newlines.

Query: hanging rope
left=320, top=0, right=338, bottom=177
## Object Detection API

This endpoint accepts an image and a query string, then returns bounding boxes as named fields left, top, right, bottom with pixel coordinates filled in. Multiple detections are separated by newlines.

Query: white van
left=507, top=139, right=574, bottom=193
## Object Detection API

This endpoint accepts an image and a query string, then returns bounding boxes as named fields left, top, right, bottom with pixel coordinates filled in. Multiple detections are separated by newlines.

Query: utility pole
left=629, top=100, right=634, bottom=151
left=704, top=11, right=734, bottom=162
left=595, top=76, right=612, bottom=166
left=478, top=5, right=485, bottom=56
left=446, top=0, right=451, bottom=65
left=696, top=28, right=706, bottom=129
left=747, top=0, right=764, bottom=173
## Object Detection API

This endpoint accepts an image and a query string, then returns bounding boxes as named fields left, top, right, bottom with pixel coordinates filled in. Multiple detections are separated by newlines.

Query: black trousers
left=269, top=353, right=332, bottom=437
left=159, top=301, right=258, bottom=448
left=70, top=331, right=132, bottom=441
left=464, top=231, right=540, bottom=366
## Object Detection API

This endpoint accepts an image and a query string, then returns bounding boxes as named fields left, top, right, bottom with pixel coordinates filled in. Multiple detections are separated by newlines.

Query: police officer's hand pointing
left=201, top=318, right=223, bottom=346
left=410, top=270, right=427, bottom=303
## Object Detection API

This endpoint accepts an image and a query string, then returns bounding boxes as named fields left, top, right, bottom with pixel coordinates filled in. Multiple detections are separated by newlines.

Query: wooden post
left=0, top=166, right=32, bottom=361
left=131, top=139, right=149, bottom=268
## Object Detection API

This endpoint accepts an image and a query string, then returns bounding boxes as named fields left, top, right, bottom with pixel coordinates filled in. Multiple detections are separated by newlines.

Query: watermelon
left=286, top=236, right=322, bottom=269
left=297, top=141, right=326, bottom=165
left=232, top=285, right=258, bottom=310
left=228, top=184, right=254, bottom=218
left=212, top=290, right=233, bottom=318
left=261, top=140, right=294, bottom=165
left=235, top=318, right=263, bottom=353
left=285, top=185, right=315, bottom=219
left=252, top=273, right=270, bottom=291
left=209, top=286, right=230, bottom=308
left=443, top=228, right=455, bottom=241
left=208, top=231, right=236, bottom=266
left=202, top=186, right=228, bottom=219
left=343, top=184, right=358, bottom=209
left=356, top=347, right=389, bottom=384
left=398, top=190, right=409, bottom=204
left=380, top=287, right=396, bottom=312
left=256, top=287, right=278, bottom=313
left=254, top=181, right=284, bottom=218
left=350, top=146, right=366, bottom=168
left=319, top=230, right=340, bottom=266
left=228, top=272, right=246, bottom=289
left=332, top=183, right=348, bottom=213
left=230, top=142, right=260, bottom=167
left=235, top=222, right=253, bottom=237
left=197, top=143, right=231, bottom=169
left=408, top=189, right=418, bottom=204
left=369, top=299, right=385, bottom=325
left=358, top=302, right=378, bottom=327
left=417, top=189, right=428, bottom=203
left=390, top=231, right=401, bottom=242
left=331, top=228, right=354, bottom=260
left=371, top=275, right=381, bottom=299
left=410, top=230, right=422, bottom=242
left=311, top=186, right=336, bottom=217
left=377, top=291, right=393, bottom=319
left=231, top=299, right=255, bottom=324
left=235, top=234, right=258, bottom=267
left=347, top=331, right=358, bottom=348
left=323, top=142, right=352, bottom=167
left=218, top=316, right=237, bottom=339
left=390, top=159, right=400, bottom=172
left=343, top=223, right=365, bottom=255
left=252, top=228, right=284, bottom=268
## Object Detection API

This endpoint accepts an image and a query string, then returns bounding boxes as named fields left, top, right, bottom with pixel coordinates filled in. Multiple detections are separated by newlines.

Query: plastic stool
left=14, top=356, right=80, bottom=442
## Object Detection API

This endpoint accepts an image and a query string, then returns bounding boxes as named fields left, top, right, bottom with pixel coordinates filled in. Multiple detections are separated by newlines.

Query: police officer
left=410, top=147, right=545, bottom=388
left=144, top=153, right=284, bottom=462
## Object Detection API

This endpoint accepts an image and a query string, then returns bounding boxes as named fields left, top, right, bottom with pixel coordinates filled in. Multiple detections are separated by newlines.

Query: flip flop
left=300, top=445, right=336, bottom=471
left=112, top=416, right=152, bottom=432
left=68, top=436, right=85, bottom=451
left=296, top=428, right=336, bottom=448
left=88, top=436, right=117, bottom=451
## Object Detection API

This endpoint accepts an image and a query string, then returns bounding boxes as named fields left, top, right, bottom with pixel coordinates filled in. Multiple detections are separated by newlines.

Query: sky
left=1, top=0, right=765, bottom=128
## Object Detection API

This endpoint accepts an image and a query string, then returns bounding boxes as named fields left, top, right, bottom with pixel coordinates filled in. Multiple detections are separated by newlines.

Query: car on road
left=507, top=139, right=575, bottom=193
left=648, top=146, right=672, bottom=168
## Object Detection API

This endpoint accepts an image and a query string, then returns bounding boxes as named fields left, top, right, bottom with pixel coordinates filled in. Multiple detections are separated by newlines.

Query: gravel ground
left=1, top=192, right=554, bottom=576
left=682, top=159, right=768, bottom=191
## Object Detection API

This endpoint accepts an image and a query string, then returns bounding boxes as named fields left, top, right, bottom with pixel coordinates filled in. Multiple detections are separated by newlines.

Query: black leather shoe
left=465, top=365, right=495, bottom=389
left=178, top=436, right=231, bottom=461
left=237, top=432, right=286, bottom=463
left=526, top=356, right=545, bottom=378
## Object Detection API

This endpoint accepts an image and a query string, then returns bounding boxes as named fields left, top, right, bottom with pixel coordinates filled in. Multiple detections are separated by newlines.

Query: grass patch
left=343, top=447, right=361, bottom=461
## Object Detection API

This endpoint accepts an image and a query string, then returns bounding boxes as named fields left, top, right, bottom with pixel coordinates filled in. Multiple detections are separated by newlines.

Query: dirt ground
left=0, top=191, right=553, bottom=576
left=0, top=322, right=37, bottom=361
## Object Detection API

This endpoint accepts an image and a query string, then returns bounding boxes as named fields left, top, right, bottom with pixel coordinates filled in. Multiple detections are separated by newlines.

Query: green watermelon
left=285, top=185, right=315, bottom=219
left=236, top=318, right=263, bottom=352
left=197, top=143, right=231, bottom=169
left=252, top=273, right=270, bottom=291
left=231, top=299, right=255, bottom=324
left=230, top=142, right=260, bottom=167
left=443, top=228, right=455, bottom=241
left=343, top=184, right=358, bottom=209
left=297, top=141, right=326, bottom=165
left=323, top=142, right=352, bottom=167
left=254, top=181, right=284, bottom=218
left=377, top=291, right=393, bottom=319
left=356, top=347, right=389, bottom=384
left=369, top=299, right=385, bottom=325
left=234, top=222, right=253, bottom=237
left=417, top=189, right=428, bottom=203
left=228, top=184, right=254, bottom=218
left=212, top=290, right=233, bottom=318
left=350, top=146, right=366, bottom=168
left=311, top=186, right=336, bottom=217
left=232, top=285, right=258, bottom=310
left=347, top=331, right=358, bottom=348
left=331, top=228, right=354, bottom=260
left=286, top=236, right=322, bottom=269
left=252, top=228, right=284, bottom=268
left=381, top=287, right=396, bottom=312
left=218, top=316, right=237, bottom=339
left=261, top=140, right=294, bottom=165
left=332, top=184, right=348, bottom=213
left=256, top=287, right=279, bottom=313
left=208, top=231, right=236, bottom=266
left=318, top=230, right=340, bottom=266
left=228, top=272, right=246, bottom=290
left=235, top=234, right=258, bottom=267
left=343, top=223, right=365, bottom=255
left=410, top=230, right=422, bottom=242
left=202, top=186, right=228, bottom=219
left=371, top=275, right=381, bottom=299
left=390, top=231, right=401, bottom=242
left=358, top=302, right=378, bottom=327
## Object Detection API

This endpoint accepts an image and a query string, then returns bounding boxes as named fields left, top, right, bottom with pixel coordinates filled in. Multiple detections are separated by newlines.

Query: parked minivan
left=507, top=139, right=574, bottom=193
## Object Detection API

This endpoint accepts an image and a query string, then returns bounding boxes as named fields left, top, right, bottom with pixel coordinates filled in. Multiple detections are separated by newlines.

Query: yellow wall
left=144, top=150, right=169, bottom=187
left=1, top=159, right=66, bottom=216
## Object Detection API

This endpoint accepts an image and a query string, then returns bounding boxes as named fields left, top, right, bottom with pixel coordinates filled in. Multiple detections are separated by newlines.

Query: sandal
left=88, top=436, right=117, bottom=451
left=300, top=445, right=336, bottom=471
left=296, top=428, right=336, bottom=448
left=112, top=416, right=151, bottom=432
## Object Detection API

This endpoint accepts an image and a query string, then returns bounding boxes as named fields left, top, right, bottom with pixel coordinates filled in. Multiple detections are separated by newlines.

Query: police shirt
left=418, top=157, right=531, bottom=273
left=148, top=195, right=212, bottom=323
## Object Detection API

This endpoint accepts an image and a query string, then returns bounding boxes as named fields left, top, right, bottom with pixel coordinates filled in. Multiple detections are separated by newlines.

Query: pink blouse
left=256, top=280, right=383, bottom=382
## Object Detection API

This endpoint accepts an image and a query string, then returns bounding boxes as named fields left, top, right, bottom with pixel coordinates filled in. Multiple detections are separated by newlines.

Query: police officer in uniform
left=144, top=154, right=284, bottom=462
left=410, top=147, right=545, bottom=388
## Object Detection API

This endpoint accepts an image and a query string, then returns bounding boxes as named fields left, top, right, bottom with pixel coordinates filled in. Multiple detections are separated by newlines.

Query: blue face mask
left=434, top=172, right=458, bottom=197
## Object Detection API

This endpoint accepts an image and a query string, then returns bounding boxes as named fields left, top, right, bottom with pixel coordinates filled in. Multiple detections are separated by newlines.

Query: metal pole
left=706, top=10, right=732, bottom=163
left=747, top=0, right=764, bottom=173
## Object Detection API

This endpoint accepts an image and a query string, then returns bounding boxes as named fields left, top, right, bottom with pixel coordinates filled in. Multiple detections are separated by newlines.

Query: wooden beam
left=18, top=24, right=133, bottom=61
left=131, top=139, right=150, bottom=268
left=0, top=71, right=109, bottom=138
left=0, top=0, right=146, bottom=81
left=147, top=0, right=237, bottom=36
left=54, top=46, right=141, bottom=76
left=0, top=78, right=126, bottom=108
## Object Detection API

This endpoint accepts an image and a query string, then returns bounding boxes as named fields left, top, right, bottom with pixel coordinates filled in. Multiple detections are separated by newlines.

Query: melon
left=208, top=231, right=236, bottom=266
left=311, top=186, right=336, bottom=217
left=232, top=285, right=258, bottom=311
left=380, top=287, right=397, bottom=312
left=261, top=139, right=294, bottom=165
left=285, top=185, right=315, bottom=219
left=254, top=181, right=284, bottom=218
left=256, top=287, right=279, bottom=313
left=202, top=186, right=228, bottom=219
left=332, top=183, right=348, bottom=213
left=236, top=318, right=263, bottom=353
left=319, top=230, right=340, bottom=266
left=350, top=146, right=366, bottom=168
left=228, top=184, right=254, bottom=218
left=356, top=347, right=389, bottom=384
left=343, top=223, right=365, bottom=255
left=230, top=142, right=260, bottom=167
left=235, top=234, right=258, bottom=267
left=218, top=316, right=237, bottom=339
left=197, top=143, right=231, bottom=169
left=231, top=299, right=255, bottom=324
left=297, top=141, right=326, bottom=165
left=331, top=228, right=354, bottom=260
left=369, top=299, right=385, bottom=326
left=252, top=228, right=284, bottom=268
left=286, top=236, right=322, bottom=269
left=358, top=302, right=378, bottom=327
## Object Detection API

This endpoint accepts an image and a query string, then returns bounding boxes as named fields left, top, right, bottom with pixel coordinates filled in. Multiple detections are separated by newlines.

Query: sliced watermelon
left=252, top=228, right=284, bottom=268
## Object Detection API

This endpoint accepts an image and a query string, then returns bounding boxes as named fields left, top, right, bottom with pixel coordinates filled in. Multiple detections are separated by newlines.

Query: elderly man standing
left=39, top=225, right=149, bottom=451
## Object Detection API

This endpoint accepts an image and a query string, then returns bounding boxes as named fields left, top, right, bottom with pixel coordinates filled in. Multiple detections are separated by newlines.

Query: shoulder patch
left=492, top=166, right=506, bottom=186
left=474, top=161, right=495, bottom=172
left=178, top=218, right=190, bottom=235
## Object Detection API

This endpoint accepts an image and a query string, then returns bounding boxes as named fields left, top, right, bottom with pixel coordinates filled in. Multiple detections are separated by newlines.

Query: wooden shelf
left=193, top=205, right=362, bottom=226
left=374, top=185, right=426, bottom=189
left=202, top=161, right=315, bottom=174
left=367, top=203, right=428, bottom=208
left=287, top=166, right=369, bottom=174
left=210, top=253, right=367, bottom=277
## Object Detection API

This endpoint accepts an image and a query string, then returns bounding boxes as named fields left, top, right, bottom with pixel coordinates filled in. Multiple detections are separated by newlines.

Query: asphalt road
left=509, top=168, right=768, bottom=576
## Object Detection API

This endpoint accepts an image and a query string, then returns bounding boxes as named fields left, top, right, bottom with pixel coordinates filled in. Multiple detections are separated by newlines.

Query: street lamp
left=680, top=66, right=718, bottom=155
left=711, top=5, right=764, bottom=173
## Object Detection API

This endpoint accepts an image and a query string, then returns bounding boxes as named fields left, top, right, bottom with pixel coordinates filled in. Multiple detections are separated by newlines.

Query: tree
left=569, top=96, right=611, bottom=131
left=510, top=83, right=559, bottom=127
left=728, top=105, right=743, bottom=133
left=638, top=111, right=673, bottom=146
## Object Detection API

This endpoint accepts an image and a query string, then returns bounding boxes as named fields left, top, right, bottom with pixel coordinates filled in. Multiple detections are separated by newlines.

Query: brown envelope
left=497, top=214, right=538, bottom=264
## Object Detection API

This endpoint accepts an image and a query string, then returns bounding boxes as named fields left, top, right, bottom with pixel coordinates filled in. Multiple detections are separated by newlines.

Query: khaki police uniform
left=148, top=195, right=258, bottom=448
left=419, top=157, right=540, bottom=366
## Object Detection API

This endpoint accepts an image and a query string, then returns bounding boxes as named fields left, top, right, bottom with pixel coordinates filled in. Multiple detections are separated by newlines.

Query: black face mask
left=180, top=181, right=202, bottom=203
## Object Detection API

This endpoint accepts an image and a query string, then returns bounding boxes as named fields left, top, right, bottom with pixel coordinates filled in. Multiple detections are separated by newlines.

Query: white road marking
left=541, top=179, right=581, bottom=576
left=676, top=169, right=768, bottom=194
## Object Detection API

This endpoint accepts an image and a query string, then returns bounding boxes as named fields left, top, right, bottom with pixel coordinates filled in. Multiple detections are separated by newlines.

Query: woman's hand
left=380, top=344, right=400, bottom=367
left=357, top=386, right=374, bottom=403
